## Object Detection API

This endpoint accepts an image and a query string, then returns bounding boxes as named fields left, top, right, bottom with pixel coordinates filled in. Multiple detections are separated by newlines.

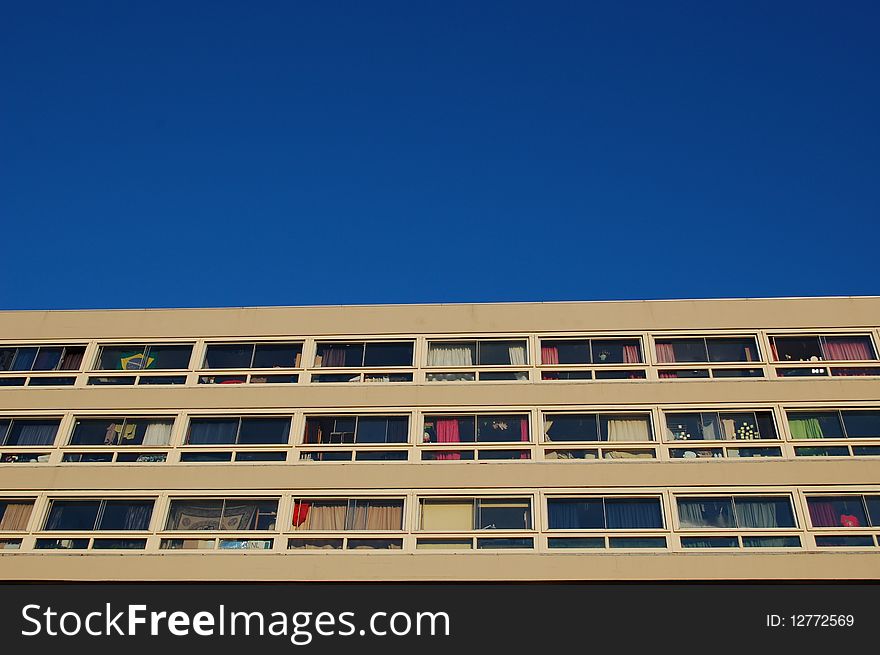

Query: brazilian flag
left=118, top=351, right=156, bottom=370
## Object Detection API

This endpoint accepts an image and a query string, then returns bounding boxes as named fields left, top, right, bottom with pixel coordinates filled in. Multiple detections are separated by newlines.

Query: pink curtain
left=822, top=339, right=872, bottom=361
left=808, top=502, right=837, bottom=527
left=437, top=419, right=461, bottom=444
left=623, top=345, right=641, bottom=364
left=520, top=419, right=529, bottom=459
left=770, top=341, right=779, bottom=361
left=541, top=346, right=559, bottom=365
left=659, top=371, right=677, bottom=379
left=655, top=343, right=675, bottom=363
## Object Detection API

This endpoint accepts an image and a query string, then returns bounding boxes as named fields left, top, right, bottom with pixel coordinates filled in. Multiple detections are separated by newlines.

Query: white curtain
left=143, top=421, right=173, bottom=446
left=508, top=344, right=526, bottom=366
left=606, top=418, right=650, bottom=442
left=428, top=345, right=473, bottom=366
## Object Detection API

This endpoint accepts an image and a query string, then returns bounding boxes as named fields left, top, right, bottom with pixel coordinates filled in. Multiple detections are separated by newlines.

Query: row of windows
left=2, top=333, right=877, bottom=374
left=2, top=408, right=878, bottom=450
left=2, top=493, right=878, bottom=553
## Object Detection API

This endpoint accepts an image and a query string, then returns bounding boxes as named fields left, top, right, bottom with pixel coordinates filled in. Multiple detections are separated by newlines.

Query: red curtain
left=623, top=345, right=641, bottom=364
left=655, top=343, right=675, bottom=363
left=541, top=346, right=559, bottom=365
left=437, top=419, right=461, bottom=443
left=808, top=502, right=837, bottom=527
left=659, top=371, right=678, bottom=379
left=292, top=501, right=311, bottom=527
left=822, top=339, right=872, bottom=361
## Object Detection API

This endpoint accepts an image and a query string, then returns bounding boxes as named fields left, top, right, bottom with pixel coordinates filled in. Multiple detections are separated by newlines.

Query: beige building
left=0, top=297, right=879, bottom=581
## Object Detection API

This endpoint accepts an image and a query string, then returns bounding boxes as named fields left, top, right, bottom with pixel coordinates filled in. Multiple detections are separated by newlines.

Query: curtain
left=421, top=502, right=473, bottom=530
left=427, top=345, right=473, bottom=367
left=605, top=418, right=650, bottom=442
left=808, top=501, right=838, bottom=527
left=623, top=345, right=641, bottom=364
left=677, top=500, right=734, bottom=528
left=720, top=417, right=737, bottom=440
left=349, top=501, right=403, bottom=531
left=122, top=503, right=153, bottom=530
left=0, top=502, right=33, bottom=530
left=659, top=371, right=678, bottom=379
left=59, top=348, right=84, bottom=370
left=220, top=502, right=260, bottom=531
left=319, top=347, right=346, bottom=367
left=699, top=414, right=720, bottom=440
left=305, top=420, right=323, bottom=444
left=436, top=419, right=461, bottom=444
left=9, top=421, right=58, bottom=446
left=143, top=421, right=173, bottom=446
left=822, top=338, right=872, bottom=361
left=292, top=501, right=311, bottom=527
left=166, top=501, right=223, bottom=530
left=735, top=499, right=791, bottom=528
left=789, top=417, right=824, bottom=439
left=508, top=344, right=526, bottom=366
left=605, top=499, right=662, bottom=529
left=655, top=343, right=676, bottom=363
left=296, top=501, right=346, bottom=531
left=541, top=346, right=559, bottom=365
left=188, top=420, right=238, bottom=445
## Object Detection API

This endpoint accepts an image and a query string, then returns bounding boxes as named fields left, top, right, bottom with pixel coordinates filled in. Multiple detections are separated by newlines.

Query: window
left=787, top=410, right=880, bottom=439
left=166, top=499, right=278, bottom=531
left=423, top=414, right=530, bottom=444
left=187, top=417, right=291, bottom=445
left=419, top=498, right=532, bottom=530
left=771, top=335, right=876, bottom=362
left=543, top=413, right=653, bottom=442
left=0, top=419, right=60, bottom=446
left=304, top=416, right=408, bottom=444
left=96, top=344, right=192, bottom=370
left=655, top=337, right=759, bottom=363
left=664, top=411, right=777, bottom=441
left=291, top=499, right=404, bottom=531
left=203, top=342, right=302, bottom=369
left=427, top=340, right=528, bottom=366
left=806, top=495, right=880, bottom=528
left=540, top=338, right=642, bottom=365
left=44, top=499, right=154, bottom=531
left=0, top=500, right=34, bottom=531
left=0, top=345, right=85, bottom=371
left=676, top=496, right=796, bottom=529
left=314, top=342, right=413, bottom=367
left=547, top=498, right=663, bottom=529
left=69, top=417, right=174, bottom=446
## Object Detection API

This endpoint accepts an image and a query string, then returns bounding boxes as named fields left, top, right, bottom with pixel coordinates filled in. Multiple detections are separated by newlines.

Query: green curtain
left=789, top=417, right=823, bottom=439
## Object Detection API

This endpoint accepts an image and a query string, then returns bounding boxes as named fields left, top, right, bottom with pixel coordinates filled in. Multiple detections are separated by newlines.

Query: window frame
left=201, top=341, right=304, bottom=370
left=93, top=343, right=194, bottom=371
left=545, top=495, right=666, bottom=532
left=312, top=341, right=415, bottom=369
left=674, top=494, right=798, bottom=531
left=42, top=498, right=156, bottom=532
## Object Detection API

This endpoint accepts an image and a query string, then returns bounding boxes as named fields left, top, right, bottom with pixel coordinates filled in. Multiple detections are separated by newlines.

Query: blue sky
left=2, top=1, right=877, bottom=309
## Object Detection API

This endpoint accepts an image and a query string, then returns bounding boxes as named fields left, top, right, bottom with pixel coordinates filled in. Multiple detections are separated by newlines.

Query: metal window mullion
left=234, top=417, right=243, bottom=445
left=94, top=500, right=107, bottom=531
left=838, top=410, right=848, bottom=438
left=248, top=343, right=257, bottom=369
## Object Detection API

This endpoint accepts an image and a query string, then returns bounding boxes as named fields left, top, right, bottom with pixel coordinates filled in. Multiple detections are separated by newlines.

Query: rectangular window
left=0, top=345, right=86, bottom=372
left=96, top=344, right=193, bottom=370
left=291, top=499, right=404, bottom=531
left=787, top=410, right=880, bottom=439
left=203, top=342, right=303, bottom=369
left=314, top=342, right=413, bottom=368
left=807, top=495, right=879, bottom=528
left=677, top=496, right=796, bottom=529
left=166, top=499, right=278, bottom=531
left=187, top=417, right=291, bottom=445
left=0, top=419, right=60, bottom=446
left=543, top=413, right=653, bottom=442
left=419, top=498, right=531, bottom=531
left=0, top=500, right=35, bottom=531
left=540, top=338, right=642, bottom=365
left=427, top=340, right=528, bottom=366
left=547, top=497, right=663, bottom=529
left=423, top=414, right=530, bottom=444
left=655, top=337, right=759, bottom=363
left=664, top=411, right=776, bottom=441
left=44, top=499, right=154, bottom=531
left=304, top=416, right=409, bottom=444
left=771, top=335, right=877, bottom=362
left=69, top=417, right=174, bottom=446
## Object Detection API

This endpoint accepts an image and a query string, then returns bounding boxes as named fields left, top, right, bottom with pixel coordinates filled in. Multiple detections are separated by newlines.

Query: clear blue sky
left=2, top=1, right=877, bottom=309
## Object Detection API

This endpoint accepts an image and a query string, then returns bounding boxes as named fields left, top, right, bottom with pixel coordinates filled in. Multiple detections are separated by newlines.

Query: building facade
left=0, top=297, right=879, bottom=581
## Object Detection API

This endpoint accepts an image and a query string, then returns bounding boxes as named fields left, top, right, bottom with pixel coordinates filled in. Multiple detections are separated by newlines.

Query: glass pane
left=681, top=536, right=738, bottom=548
left=6, top=420, right=59, bottom=446
left=814, top=536, right=874, bottom=547
left=605, top=498, right=663, bottom=529
left=677, top=498, right=734, bottom=528
left=32, top=347, right=64, bottom=371
left=188, top=419, right=239, bottom=445
left=45, top=500, right=100, bottom=530
left=356, top=417, right=395, bottom=444
left=742, top=536, right=800, bottom=548
left=0, top=501, right=34, bottom=531
left=545, top=414, right=598, bottom=441
left=347, top=538, right=403, bottom=550
left=237, top=418, right=290, bottom=445
left=11, top=347, right=38, bottom=371
left=477, top=499, right=531, bottom=530
left=794, top=446, right=849, bottom=457
left=608, top=537, right=665, bottom=548
left=660, top=369, right=711, bottom=378
left=420, top=500, right=473, bottom=531
left=807, top=496, right=868, bottom=528
left=734, top=497, right=796, bottom=528
left=235, top=451, right=286, bottom=462
left=478, top=449, right=530, bottom=460
left=787, top=412, right=844, bottom=439
left=166, top=500, right=223, bottom=530
left=35, top=538, right=89, bottom=549
left=548, top=537, right=604, bottom=548
left=542, top=340, right=590, bottom=365
left=476, top=415, right=528, bottom=442
left=478, top=340, right=528, bottom=366
left=417, top=539, right=472, bottom=549
left=70, top=419, right=129, bottom=446
left=841, top=410, right=880, bottom=438
left=773, top=336, right=822, bottom=361
left=599, top=415, right=652, bottom=442
left=707, top=338, right=759, bottom=362
left=179, top=452, right=232, bottom=462
left=143, top=345, right=191, bottom=369
left=204, top=344, right=253, bottom=369
left=92, top=539, right=147, bottom=549
left=223, top=500, right=277, bottom=531
left=354, top=451, right=407, bottom=461
left=97, top=500, right=154, bottom=530
left=822, top=336, right=876, bottom=361
left=363, top=342, right=413, bottom=367
left=665, top=414, right=704, bottom=441
left=659, top=339, right=707, bottom=363
left=547, top=499, right=604, bottom=529
left=476, top=538, right=533, bottom=549
left=720, top=412, right=761, bottom=440
left=315, top=343, right=363, bottom=367
left=288, top=538, right=343, bottom=550
left=252, top=343, right=302, bottom=368
left=865, top=496, right=880, bottom=526
left=592, top=339, right=642, bottom=364
left=0, top=349, right=17, bottom=371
